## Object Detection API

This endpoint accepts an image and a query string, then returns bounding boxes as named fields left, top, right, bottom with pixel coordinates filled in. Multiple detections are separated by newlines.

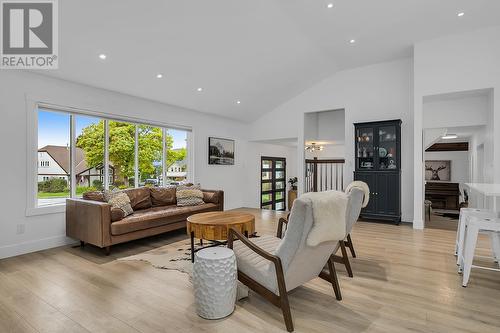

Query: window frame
left=26, top=99, right=193, bottom=216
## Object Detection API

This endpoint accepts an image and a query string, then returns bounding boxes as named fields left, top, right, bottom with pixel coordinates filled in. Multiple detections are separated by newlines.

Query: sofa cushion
left=83, top=191, right=105, bottom=202
left=124, top=187, right=152, bottom=210
left=110, top=203, right=218, bottom=235
left=150, top=186, right=176, bottom=206
left=203, top=191, right=219, bottom=204
left=176, top=184, right=204, bottom=207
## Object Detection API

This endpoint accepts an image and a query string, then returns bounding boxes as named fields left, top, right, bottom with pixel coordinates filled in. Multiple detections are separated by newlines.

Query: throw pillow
left=176, top=184, right=204, bottom=206
left=150, top=186, right=177, bottom=206
left=203, top=191, right=219, bottom=204
left=110, top=207, right=126, bottom=222
left=123, top=187, right=152, bottom=210
left=104, top=188, right=134, bottom=217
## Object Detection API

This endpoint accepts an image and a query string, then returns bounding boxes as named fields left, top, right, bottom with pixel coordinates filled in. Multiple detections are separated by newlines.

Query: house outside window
left=35, top=107, right=191, bottom=208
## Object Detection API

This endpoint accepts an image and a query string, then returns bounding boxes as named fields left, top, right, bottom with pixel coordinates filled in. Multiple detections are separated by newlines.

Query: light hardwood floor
left=1, top=208, right=500, bottom=333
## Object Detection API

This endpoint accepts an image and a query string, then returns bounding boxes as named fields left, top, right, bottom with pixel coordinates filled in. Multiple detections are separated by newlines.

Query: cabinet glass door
left=377, top=125, right=398, bottom=170
left=356, top=127, right=375, bottom=170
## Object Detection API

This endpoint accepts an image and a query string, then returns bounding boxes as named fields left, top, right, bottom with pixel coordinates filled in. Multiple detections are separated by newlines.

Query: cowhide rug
left=118, top=239, right=249, bottom=299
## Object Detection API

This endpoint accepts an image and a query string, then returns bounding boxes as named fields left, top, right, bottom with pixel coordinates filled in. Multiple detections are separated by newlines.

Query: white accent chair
left=456, top=208, right=500, bottom=269
left=461, top=216, right=500, bottom=287
left=228, top=189, right=364, bottom=332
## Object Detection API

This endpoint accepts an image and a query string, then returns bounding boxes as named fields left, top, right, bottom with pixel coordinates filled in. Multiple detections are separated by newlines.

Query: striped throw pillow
left=176, top=185, right=204, bottom=206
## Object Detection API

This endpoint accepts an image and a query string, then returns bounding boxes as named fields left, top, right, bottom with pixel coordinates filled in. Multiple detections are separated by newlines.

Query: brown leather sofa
left=66, top=187, right=223, bottom=254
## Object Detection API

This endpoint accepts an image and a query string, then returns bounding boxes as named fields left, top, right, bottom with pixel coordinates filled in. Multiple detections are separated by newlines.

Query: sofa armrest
left=202, top=189, right=224, bottom=211
left=66, top=198, right=112, bottom=248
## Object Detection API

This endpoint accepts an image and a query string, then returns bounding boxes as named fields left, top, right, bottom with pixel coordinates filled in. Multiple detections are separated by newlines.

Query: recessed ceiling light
left=98, top=54, right=107, bottom=60
left=327, top=3, right=333, bottom=9
left=156, top=73, right=163, bottom=79
left=457, top=12, right=465, bottom=17
left=442, top=134, right=458, bottom=140
left=349, top=39, right=356, bottom=44
left=236, top=100, right=241, bottom=104
left=197, top=87, right=203, bottom=92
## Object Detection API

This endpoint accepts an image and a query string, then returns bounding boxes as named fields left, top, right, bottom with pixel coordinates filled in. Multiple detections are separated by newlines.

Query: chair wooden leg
left=230, top=228, right=293, bottom=331
left=327, top=257, right=342, bottom=300
left=340, top=241, right=353, bottom=278
left=275, top=262, right=294, bottom=332
left=345, top=234, right=356, bottom=258
left=279, top=290, right=293, bottom=332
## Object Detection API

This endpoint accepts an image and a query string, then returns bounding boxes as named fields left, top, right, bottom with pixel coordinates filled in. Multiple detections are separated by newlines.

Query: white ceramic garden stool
left=456, top=208, right=499, bottom=266
left=461, top=216, right=500, bottom=287
left=193, top=247, right=237, bottom=319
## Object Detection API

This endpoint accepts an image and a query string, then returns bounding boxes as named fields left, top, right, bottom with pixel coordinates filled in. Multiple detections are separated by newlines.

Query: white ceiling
left=42, top=0, right=500, bottom=122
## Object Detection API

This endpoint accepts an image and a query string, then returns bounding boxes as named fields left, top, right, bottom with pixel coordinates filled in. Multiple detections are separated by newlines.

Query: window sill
left=26, top=204, right=66, bottom=217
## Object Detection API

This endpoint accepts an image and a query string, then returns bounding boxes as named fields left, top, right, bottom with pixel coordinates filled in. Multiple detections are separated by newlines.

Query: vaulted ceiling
left=42, top=0, right=500, bottom=121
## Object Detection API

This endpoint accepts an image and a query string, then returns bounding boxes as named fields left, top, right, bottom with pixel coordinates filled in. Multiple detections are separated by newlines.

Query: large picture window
left=75, top=115, right=106, bottom=196
left=108, top=120, right=136, bottom=189
left=37, top=110, right=71, bottom=207
left=35, top=107, right=191, bottom=208
left=138, top=125, right=163, bottom=187
left=166, top=129, right=188, bottom=182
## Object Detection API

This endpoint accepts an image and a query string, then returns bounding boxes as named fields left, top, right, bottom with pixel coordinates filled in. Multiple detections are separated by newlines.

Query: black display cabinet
left=354, top=119, right=402, bottom=224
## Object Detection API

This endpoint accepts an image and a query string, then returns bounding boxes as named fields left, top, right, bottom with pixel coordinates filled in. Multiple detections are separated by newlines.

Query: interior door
left=261, top=157, right=286, bottom=211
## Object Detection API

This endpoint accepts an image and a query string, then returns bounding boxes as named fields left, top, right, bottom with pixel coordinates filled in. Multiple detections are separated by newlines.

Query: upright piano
left=425, top=182, right=460, bottom=211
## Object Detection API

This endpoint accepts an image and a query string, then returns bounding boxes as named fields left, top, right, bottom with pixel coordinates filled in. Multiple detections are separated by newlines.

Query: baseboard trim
left=413, top=219, right=424, bottom=230
left=0, top=235, right=75, bottom=259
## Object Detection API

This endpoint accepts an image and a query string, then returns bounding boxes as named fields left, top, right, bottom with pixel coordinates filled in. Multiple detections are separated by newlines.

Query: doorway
left=421, top=89, right=491, bottom=230
left=261, top=156, right=286, bottom=211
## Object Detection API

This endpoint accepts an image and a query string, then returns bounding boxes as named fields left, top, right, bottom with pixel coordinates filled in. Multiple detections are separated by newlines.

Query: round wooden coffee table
left=187, top=211, right=255, bottom=262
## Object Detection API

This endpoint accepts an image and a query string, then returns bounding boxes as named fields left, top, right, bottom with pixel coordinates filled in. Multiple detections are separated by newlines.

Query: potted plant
left=288, top=177, right=298, bottom=191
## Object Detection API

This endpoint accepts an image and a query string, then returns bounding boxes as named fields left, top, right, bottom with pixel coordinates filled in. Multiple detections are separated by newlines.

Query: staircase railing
left=305, top=157, right=345, bottom=192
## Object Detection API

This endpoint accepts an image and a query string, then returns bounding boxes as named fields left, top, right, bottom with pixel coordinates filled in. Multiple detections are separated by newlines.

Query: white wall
left=423, top=94, right=489, bottom=129
left=304, top=112, right=319, bottom=142
left=413, top=26, right=500, bottom=227
left=424, top=151, right=469, bottom=184
left=313, top=110, right=345, bottom=143
left=250, top=58, right=414, bottom=222
left=0, top=71, right=268, bottom=258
